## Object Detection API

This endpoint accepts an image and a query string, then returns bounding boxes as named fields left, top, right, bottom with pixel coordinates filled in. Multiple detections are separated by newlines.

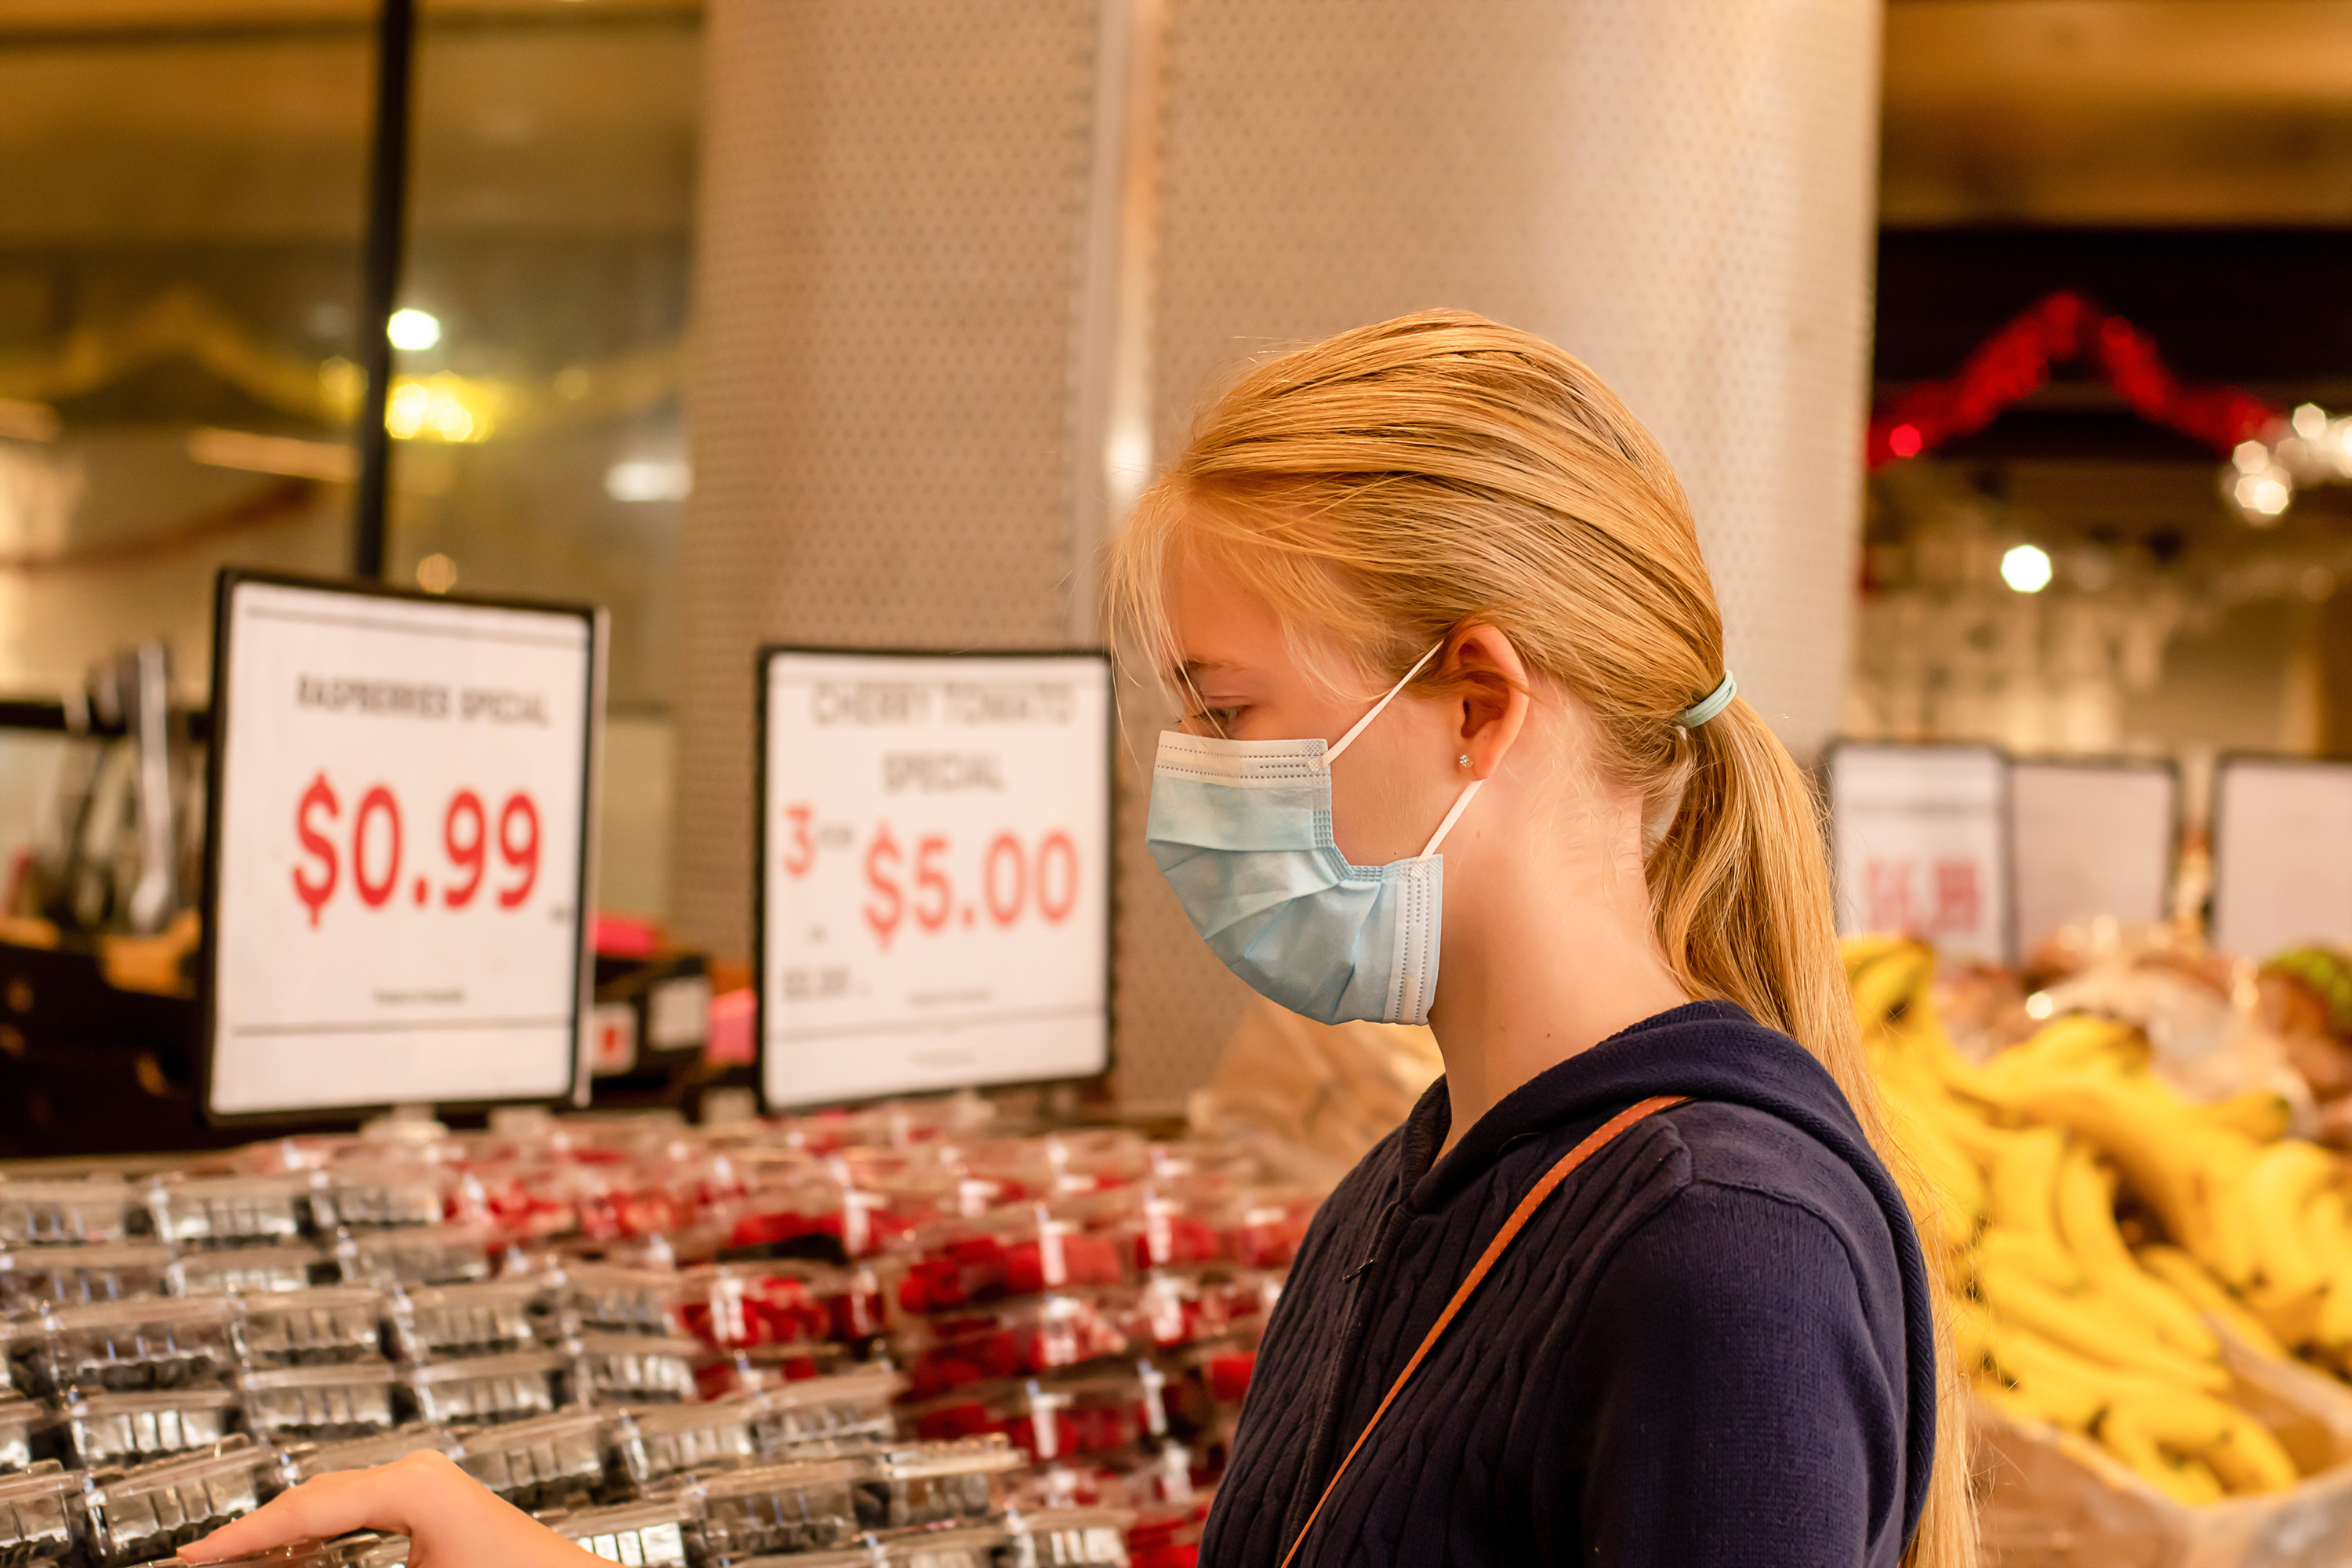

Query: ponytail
left=1109, top=308, right=1976, bottom=1568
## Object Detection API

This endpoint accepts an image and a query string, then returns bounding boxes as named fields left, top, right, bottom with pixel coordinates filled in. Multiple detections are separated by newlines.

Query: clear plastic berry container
left=280, top=1425, right=459, bottom=1486
left=1104, top=1192, right=1225, bottom=1274
left=677, top=1260, right=885, bottom=1350
left=0, top=1399, right=33, bottom=1472
left=744, top=1367, right=901, bottom=1456
left=1217, top=1189, right=1316, bottom=1272
left=1032, top=1130, right=1151, bottom=1198
left=1127, top=1272, right=1277, bottom=1352
left=44, top=1388, right=243, bottom=1468
left=142, top=1175, right=313, bottom=1251
left=897, top=1293, right=1136, bottom=1399
left=17, top=1297, right=239, bottom=1396
left=719, top=1160, right=938, bottom=1260
left=78, top=1436, right=278, bottom=1566
left=0, top=1463, right=79, bottom=1567
left=876, top=1524, right=1009, bottom=1567
left=549, top=1263, right=682, bottom=1338
left=397, top=1348, right=567, bottom=1426
left=151, top=1544, right=350, bottom=1568
left=234, top=1288, right=387, bottom=1368
left=688, top=1458, right=863, bottom=1559
left=450, top=1407, right=610, bottom=1511
left=0, top=1243, right=172, bottom=1312
left=848, top=1436, right=1020, bottom=1532
left=332, top=1225, right=499, bottom=1290
left=550, top=1498, right=695, bottom=1567
left=303, top=1165, right=453, bottom=1232
left=0, top=1178, right=135, bottom=1248
left=239, top=1362, right=399, bottom=1443
left=570, top=1332, right=701, bottom=1405
left=1008, top=1506, right=1139, bottom=1568
left=909, top=1373, right=1155, bottom=1462
left=609, top=1396, right=760, bottom=1491
left=688, top=1343, right=845, bottom=1403
left=890, top=1204, right=1129, bottom=1316
left=168, top=1243, right=332, bottom=1297
left=382, top=1280, right=543, bottom=1362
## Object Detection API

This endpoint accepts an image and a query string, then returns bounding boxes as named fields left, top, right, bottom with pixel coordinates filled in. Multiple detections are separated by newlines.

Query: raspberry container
left=550, top=1498, right=694, bottom=1567
left=44, top=1388, right=243, bottom=1468
left=1107, top=1192, right=1225, bottom=1274
left=450, top=1407, right=609, bottom=1510
left=397, top=1349, right=568, bottom=1427
left=1218, top=1189, right=1316, bottom=1271
left=890, top=1206, right=1128, bottom=1316
left=549, top=1264, right=682, bottom=1338
left=909, top=1374, right=1156, bottom=1463
left=0, top=1178, right=136, bottom=1247
left=78, top=1437, right=278, bottom=1566
left=234, top=1288, right=387, bottom=1368
left=0, top=1243, right=172, bottom=1312
left=688, top=1342, right=845, bottom=1403
left=687, top=1458, right=863, bottom=1559
left=168, top=1244, right=332, bottom=1297
left=142, top=1175, right=312, bottom=1250
left=677, top=1261, right=883, bottom=1349
left=382, top=1280, right=543, bottom=1362
left=17, top=1297, right=239, bottom=1396
left=239, top=1363, right=399, bottom=1443
left=848, top=1437, right=1020, bottom=1532
left=897, top=1294, right=1136, bottom=1399
left=281, top=1425, right=459, bottom=1485
left=1007, top=1507, right=1138, bottom=1568
left=744, top=1367, right=900, bottom=1456
left=609, top=1396, right=760, bottom=1491
left=0, top=1463, right=79, bottom=1567
left=1127, top=1272, right=1276, bottom=1353
left=570, top=1332, right=702, bottom=1405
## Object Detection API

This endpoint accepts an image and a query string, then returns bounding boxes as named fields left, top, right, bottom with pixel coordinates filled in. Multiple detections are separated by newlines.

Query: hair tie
left=1679, top=671, right=1736, bottom=728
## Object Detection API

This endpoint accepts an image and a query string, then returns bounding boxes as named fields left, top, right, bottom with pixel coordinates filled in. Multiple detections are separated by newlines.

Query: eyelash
left=1189, top=706, right=1247, bottom=733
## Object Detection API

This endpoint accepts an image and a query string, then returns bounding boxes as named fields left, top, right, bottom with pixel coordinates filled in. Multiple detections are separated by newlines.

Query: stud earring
left=1457, top=755, right=1473, bottom=769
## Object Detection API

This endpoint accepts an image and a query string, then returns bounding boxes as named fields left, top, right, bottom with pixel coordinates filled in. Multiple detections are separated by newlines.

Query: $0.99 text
left=292, top=772, right=541, bottom=927
left=779, top=807, right=1080, bottom=952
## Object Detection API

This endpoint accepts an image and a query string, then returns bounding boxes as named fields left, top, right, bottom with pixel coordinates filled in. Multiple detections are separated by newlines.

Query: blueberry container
left=168, top=1245, right=332, bottom=1298
left=142, top=1176, right=310, bottom=1251
left=687, top=1458, right=862, bottom=1560
left=0, top=1179, right=134, bottom=1248
left=550, top=1498, right=695, bottom=1567
left=234, top=1289, right=387, bottom=1369
left=448, top=1408, right=608, bottom=1511
left=0, top=1245, right=172, bottom=1312
left=609, top=1396, right=760, bottom=1492
left=570, top=1333, right=701, bottom=1406
left=16, top=1298, right=239, bottom=1397
left=397, top=1349, right=566, bottom=1428
left=238, top=1363, right=399, bottom=1443
left=43, top=1389, right=242, bottom=1469
left=0, top=1462, right=80, bottom=1568
left=78, top=1437, right=278, bottom=1566
left=381, top=1281, right=542, bottom=1363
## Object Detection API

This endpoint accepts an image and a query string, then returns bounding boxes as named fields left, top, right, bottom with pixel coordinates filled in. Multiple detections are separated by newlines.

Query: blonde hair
left=1107, top=310, right=1975, bottom=1568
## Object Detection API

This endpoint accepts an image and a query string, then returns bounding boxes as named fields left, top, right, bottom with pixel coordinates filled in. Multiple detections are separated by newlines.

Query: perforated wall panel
left=1152, top=0, right=1881, bottom=752
left=673, top=0, right=1104, bottom=953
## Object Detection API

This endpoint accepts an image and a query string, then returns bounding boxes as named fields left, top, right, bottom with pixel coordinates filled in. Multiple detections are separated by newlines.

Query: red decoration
left=1867, top=290, right=2281, bottom=470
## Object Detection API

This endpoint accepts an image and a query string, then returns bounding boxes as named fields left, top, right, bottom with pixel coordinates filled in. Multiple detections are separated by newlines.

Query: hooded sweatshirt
left=1199, top=1000, right=1934, bottom=1568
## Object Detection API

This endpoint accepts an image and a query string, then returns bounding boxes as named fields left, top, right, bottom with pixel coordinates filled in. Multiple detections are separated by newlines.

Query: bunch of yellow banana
left=1846, top=935, right=2311, bottom=1506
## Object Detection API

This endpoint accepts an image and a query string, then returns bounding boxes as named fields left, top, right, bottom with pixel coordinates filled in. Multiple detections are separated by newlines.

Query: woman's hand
left=177, top=1451, right=603, bottom=1568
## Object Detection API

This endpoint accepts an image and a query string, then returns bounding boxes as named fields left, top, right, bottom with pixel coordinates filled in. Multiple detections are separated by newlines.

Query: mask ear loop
left=1321, top=641, right=1446, bottom=768
left=1415, top=779, right=1483, bottom=860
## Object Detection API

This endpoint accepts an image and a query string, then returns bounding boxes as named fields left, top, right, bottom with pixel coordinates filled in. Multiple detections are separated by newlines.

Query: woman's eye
left=1188, top=706, right=1247, bottom=735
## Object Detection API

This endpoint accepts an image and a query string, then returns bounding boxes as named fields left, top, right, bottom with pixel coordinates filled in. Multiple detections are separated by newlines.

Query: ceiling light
left=387, top=309, right=441, bottom=351
left=2000, top=544, right=2053, bottom=593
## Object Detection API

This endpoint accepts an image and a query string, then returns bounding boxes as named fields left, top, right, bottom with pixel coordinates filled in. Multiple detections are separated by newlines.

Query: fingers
left=180, top=1454, right=456, bottom=1562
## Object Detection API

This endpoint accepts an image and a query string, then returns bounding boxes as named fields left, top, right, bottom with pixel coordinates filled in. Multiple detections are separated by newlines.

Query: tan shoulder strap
left=1278, top=1094, right=1689, bottom=1568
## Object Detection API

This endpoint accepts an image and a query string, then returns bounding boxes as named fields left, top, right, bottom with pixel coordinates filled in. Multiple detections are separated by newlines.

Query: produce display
left=0, top=1102, right=1293, bottom=1567
left=1849, top=935, right=2352, bottom=1515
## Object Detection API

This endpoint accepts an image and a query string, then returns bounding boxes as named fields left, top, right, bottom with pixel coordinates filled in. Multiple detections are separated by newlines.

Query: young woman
left=189, top=310, right=1967, bottom=1568
left=1112, top=310, right=1969, bottom=1567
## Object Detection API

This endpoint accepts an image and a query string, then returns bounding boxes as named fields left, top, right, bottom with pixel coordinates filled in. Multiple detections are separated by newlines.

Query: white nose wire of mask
left=1319, top=641, right=1446, bottom=768
left=1415, top=779, right=1484, bottom=861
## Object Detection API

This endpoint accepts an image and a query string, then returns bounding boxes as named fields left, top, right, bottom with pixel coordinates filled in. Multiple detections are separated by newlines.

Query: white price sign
left=758, top=648, right=1112, bottom=1108
left=2212, top=755, right=2352, bottom=959
left=201, top=572, right=602, bottom=1120
left=2011, top=759, right=2177, bottom=954
left=1828, top=742, right=2012, bottom=965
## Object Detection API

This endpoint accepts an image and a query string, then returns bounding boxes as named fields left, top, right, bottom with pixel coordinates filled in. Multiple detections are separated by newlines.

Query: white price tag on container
left=2212, top=755, right=2352, bottom=959
left=757, top=648, right=1112, bottom=1108
left=1827, top=742, right=2012, bottom=965
left=201, top=572, right=602, bottom=1120
left=2011, top=759, right=2177, bottom=955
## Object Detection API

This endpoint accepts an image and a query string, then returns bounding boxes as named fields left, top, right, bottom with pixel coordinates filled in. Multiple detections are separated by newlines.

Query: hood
left=1400, top=999, right=1936, bottom=1553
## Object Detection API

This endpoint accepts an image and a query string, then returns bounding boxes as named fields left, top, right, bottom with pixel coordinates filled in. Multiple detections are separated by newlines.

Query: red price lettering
left=858, top=824, right=1082, bottom=950
left=781, top=804, right=815, bottom=877
left=289, top=775, right=545, bottom=925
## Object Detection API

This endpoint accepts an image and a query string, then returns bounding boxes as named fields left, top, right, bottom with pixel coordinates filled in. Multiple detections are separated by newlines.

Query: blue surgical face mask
left=1145, top=644, right=1483, bottom=1026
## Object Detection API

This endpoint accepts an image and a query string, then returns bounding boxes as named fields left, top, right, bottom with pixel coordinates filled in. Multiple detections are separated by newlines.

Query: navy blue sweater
left=1200, top=1001, right=1933, bottom=1567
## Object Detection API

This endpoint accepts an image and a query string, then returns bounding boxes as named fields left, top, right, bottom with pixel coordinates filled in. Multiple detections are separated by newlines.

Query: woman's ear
left=1446, top=625, right=1530, bottom=778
